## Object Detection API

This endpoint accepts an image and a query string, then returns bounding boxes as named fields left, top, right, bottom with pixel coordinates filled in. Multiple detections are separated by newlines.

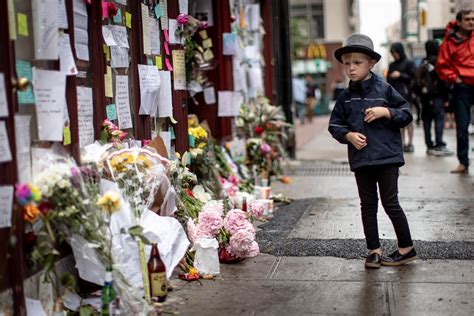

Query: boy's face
left=341, top=53, right=376, bottom=82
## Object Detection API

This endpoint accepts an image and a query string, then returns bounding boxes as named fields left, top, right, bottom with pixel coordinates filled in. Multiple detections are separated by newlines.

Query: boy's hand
left=364, top=107, right=391, bottom=123
left=345, top=132, right=367, bottom=150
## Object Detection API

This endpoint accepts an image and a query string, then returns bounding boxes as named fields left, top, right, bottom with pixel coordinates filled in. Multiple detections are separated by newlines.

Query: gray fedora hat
left=334, top=34, right=381, bottom=63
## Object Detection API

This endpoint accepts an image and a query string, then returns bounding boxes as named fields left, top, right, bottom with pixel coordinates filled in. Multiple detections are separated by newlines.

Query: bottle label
left=150, top=272, right=167, bottom=297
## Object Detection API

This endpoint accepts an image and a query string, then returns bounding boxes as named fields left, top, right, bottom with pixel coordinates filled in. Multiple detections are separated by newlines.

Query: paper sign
left=110, top=46, right=129, bottom=68
left=179, top=0, right=189, bottom=14
left=160, top=0, right=169, bottom=29
left=159, top=131, right=171, bottom=157
left=125, top=11, right=132, bottom=28
left=141, top=4, right=151, bottom=55
left=0, top=186, right=14, bottom=228
left=155, top=56, right=163, bottom=69
left=58, top=0, right=69, bottom=29
left=223, top=33, right=238, bottom=55
left=16, top=60, right=35, bottom=104
left=168, top=19, right=182, bottom=44
left=76, top=86, right=94, bottom=147
left=115, top=76, right=133, bottom=129
left=106, top=104, right=117, bottom=120
left=0, top=121, right=12, bottom=163
left=59, top=33, right=78, bottom=76
left=73, top=0, right=89, bottom=61
left=25, top=298, right=47, bottom=316
left=157, top=71, right=172, bottom=118
left=138, top=64, right=160, bottom=115
left=218, top=91, right=243, bottom=117
left=150, top=18, right=161, bottom=55
left=104, top=66, right=113, bottom=97
left=17, top=13, right=29, bottom=36
left=114, top=8, right=123, bottom=24
left=171, top=50, right=186, bottom=90
left=0, top=74, right=9, bottom=117
left=15, top=115, right=32, bottom=182
left=204, top=86, right=216, bottom=104
left=63, top=126, right=71, bottom=145
left=110, top=25, right=129, bottom=48
left=32, top=69, right=66, bottom=141
left=32, top=0, right=58, bottom=60
left=202, top=38, right=213, bottom=49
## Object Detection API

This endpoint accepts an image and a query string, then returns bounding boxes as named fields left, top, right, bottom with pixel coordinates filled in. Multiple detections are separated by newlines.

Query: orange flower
left=23, top=203, right=41, bottom=223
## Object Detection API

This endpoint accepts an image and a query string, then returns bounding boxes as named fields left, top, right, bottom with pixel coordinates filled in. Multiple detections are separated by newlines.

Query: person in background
left=329, top=34, right=416, bottom=269
left=436, top=9, right=474, bottom=174
left=305, top=75, right=318, bottom=122
left=412, top=40, right=453, bottom=156
left=292, top=77, right=307, bottom=124
left=332, top=79, right=346, bottom=101
left=387, top=43, right=417, bottom=153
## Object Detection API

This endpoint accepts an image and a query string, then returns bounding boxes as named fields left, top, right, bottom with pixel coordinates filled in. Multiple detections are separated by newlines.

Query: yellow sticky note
left=17, top=13, right=28, bottom=36
left=104, top=66, right=113, bottom=97
left=125, top=12, right=132, bottom=28
left=63, top=126, right=71, bottom=145
left=155, top=56, right=163, bottom=69
left=103, top=44, right=110, bottom=61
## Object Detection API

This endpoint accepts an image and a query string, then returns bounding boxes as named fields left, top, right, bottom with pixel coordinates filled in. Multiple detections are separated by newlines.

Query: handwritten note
left=204, top=86, right=216, bottom=104
left=15, top=115, right=32, bottom=182
left=141, top=4, right=151, bottom=55
left=16, top=60, right=35, bottom=104
left=106, top=104, right=117, bottom=120
left=223, top=33, right=238, bottom=55
left=59, top=33, right=78, bottom=76
left=157, top=71, right=172, bottom=118
left=104, top=66, right=113, bottom=97
left=32, top=0, right=58, bottom=60
left=111, top=46, right=129, bottom=68
left=102, top=26, right=117, bottom=46
left=138, top=64, right=160, bottom=115
left=32, top=69, right=66, bottom=141
left=150, top=18, right=161, bottom=55
left=160, top=0, right=169, bottom=30
left=0, top=73, right=9, bottom=117
left=172, top=50, right=186, bottom=90
left=8, top=0, right=17, bottom=40
left=58, top=0, right=69, bottom=29
left=17, top=13, right=29, bottom=36
left=73, top=0, right=89, bottom=61
left=218, top=91, right=243, bottom=117
left=179, top=0, right=189, bottom=14
left=202, top=38, right=213, bottom=49
left=0, top=186, right=14, bottom=228
left=115, top=76, right=133, bottom=129
left=0, top=121, right=12, bottom=163
left=169, top=19, right=182, bottom=44
left=76, top=86, right=94, bottom=147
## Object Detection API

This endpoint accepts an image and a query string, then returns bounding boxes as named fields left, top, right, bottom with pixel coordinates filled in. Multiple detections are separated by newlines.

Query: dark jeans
left=354, top=165, right=413, bottom=250
left=421, top=97, right=445, bottom=149
left=452, top=83, right=474, bottom=167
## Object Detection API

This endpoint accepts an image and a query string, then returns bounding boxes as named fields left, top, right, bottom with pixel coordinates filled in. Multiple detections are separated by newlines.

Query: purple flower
left=199, top=21, right=209, bottom=29
left=260, top=143, right=271, bottom=154
left=177, top=13, right=189, bottom=25
left=15, top=183, right=32, bottom=206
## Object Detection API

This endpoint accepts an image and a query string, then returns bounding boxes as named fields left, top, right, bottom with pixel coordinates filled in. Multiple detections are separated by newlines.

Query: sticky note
left=125, top=12, right=132, bottom=28
left=103, top=44, right=110, bottom=61
left=199, top=30, right=208, bottom=40
left=164, top=42, right=170, bottom=55
left=154, top=5, right=163, bottom=18
left=114, top=8, right=122, bottom=24
left=165, top=58, right=173, bottom=71
left=102, top=2, right=109, bottom=18
left=163, top=30, right=169, bottom=42
left=106, top=103, right=117, bottom=120
left=63, top=126, right=71, bottom=145
left=169, top=126, right=175, bottom=140
left=17, top=13, right=28, bottom=36
left=147, top=58, right=154, bottom=65
left=155, top=56, right=163, bottom=69
left=104, top=66, right=113, bottom=97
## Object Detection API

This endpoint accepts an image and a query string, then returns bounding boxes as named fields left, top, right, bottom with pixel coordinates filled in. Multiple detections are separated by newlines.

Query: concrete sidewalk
left=171, top=116, right=473, bottom=315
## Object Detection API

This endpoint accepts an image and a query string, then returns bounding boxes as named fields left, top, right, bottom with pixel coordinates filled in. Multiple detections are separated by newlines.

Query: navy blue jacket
left=328, top=74, right=413, bottom=171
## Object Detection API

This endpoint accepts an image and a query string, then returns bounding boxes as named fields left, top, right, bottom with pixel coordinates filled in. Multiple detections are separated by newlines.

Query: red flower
left=185, top=189, right=194, bottom=197
left=38, top=201, right=53, bottom=216
left=107, top=2, right=118, bottom=17
left=254, top=126, right=264, bottom=135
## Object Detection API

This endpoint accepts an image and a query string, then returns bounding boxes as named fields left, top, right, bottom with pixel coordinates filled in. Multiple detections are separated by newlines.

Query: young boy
left=328, top=34, right=417, bottom=269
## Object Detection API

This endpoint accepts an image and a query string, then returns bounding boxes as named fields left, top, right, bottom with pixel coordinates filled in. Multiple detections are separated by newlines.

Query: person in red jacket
left=436, top=9, right=474, bottom=174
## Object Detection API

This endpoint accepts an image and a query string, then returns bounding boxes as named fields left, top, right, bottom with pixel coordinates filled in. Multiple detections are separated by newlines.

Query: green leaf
left=128, top=225, right=144, bottom=237
left=60, top=273, right=77, bottom=291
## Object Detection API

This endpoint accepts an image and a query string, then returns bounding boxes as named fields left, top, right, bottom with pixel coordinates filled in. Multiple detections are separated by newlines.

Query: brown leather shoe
left=450, top=164, right=468, bottom=174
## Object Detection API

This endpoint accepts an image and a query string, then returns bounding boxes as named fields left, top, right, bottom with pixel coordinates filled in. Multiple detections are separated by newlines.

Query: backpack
left=412, top=60, right=437, bottom=97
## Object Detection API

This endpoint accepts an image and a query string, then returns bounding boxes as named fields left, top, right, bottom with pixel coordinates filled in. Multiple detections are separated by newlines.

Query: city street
left=171, top=116, right=474, bottom=315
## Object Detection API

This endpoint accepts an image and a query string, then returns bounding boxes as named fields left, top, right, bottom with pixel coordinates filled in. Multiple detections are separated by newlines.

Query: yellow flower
left=136, top=155, right=151, bottom=169
left=97, top=191, right=122, bottom=215
left=29, top=185, right=42, bottom=202
left=189, top=126, right=208, bottom=140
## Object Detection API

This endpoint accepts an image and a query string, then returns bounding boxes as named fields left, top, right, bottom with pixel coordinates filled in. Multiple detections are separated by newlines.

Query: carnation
left=249, top=200, right=265, bottom=218
left=201, top=200, right=224, bottom=216
left=198, top=209, right=224, bottom=236
left=226, top=230, right=258, bottom=258
left=224, top=209, right=254, bottom=235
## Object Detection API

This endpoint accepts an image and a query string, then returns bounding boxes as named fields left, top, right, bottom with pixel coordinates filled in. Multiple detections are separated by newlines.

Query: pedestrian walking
left=412, top=40, right=453, bottom=156
left=436, top=9, right=474, bottom=174
left=387, top=43, right=417, bottom=153
left=292, top=77, right=307, bottom=124
left=305, top=75, right=318, bottom=122
left=329, top=34, right=417, bottom=269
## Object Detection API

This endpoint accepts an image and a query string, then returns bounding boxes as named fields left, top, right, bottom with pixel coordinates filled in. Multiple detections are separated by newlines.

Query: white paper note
left=102, top=26, right=117, bottom=46
left=248, top=66, right=263, bottom=93
left=159, top=131, right=171, bottom=157
left=0, top=73, right=9, bottom=117
left=172, top=50, right=186, bottom=90
left=141, top=4, right=151, bottom=55
left=157, top=71, right=172, bottom=118
left=115, top=76, right=133, bottom=129
left=110, top=25, right=129, bottom=48
left=179, top=0, right=188, bottom=14
left=160, top=0, right=169, bottom=30
left=138, top=65, right=160, bottom=115
left=33, top=69, right=66, bottom=141
left=203, top=86, right=216, bottom=104
left=0, top=121, right=12, bottom=163
left=58, top=0, right=69, bottom=29
left=14, top=115, right=32, bottom=183
left=218, top=91, right=243, bottom=117
left=0, top=186, right=14, bottom=228
left=150, top=18, right=161, bottom=55
left=223, top=33, right=238, bottom=56
left=32, top=0, right=59, bottom=60
left=247, top=4, right=260, bottom=31
left=25, top=298, right=47, bottom=316
left=110, top=46, right=129, bottom=68
left=58, top=33, right=78, bottom=76
left=73, top=0, right=89, bottom=61
left=76, top=86, right=94, bottom=147
left=168, top=19, right=182, bottom=44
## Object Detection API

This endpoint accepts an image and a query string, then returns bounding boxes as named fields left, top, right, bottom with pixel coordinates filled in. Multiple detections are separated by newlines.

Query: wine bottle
left=148, top=242, right=167, bottom=302
left=242, top=197, right=247, bottom=212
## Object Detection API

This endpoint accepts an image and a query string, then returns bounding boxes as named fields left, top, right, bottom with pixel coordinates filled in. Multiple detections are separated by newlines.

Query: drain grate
left=287, top=160, right=352, bottom=176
